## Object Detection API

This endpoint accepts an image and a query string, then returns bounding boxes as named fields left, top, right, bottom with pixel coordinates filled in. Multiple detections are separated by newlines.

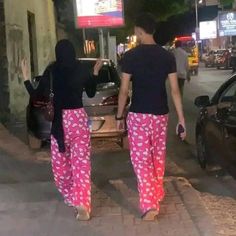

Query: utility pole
left=98, top=28, right=105, bottom=58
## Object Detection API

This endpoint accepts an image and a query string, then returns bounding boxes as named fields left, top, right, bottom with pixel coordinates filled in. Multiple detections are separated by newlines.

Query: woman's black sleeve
left=24, top=67, right=50, bottom=99
left=85, top=74, right=98, bottom=98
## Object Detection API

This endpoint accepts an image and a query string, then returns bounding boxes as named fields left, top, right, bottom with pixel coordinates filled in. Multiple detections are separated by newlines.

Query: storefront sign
left=199, top=21, right=217, bottom=39
left=219, top=12, right=236, bottom=36
left=74, top=0, right=124, bottom=28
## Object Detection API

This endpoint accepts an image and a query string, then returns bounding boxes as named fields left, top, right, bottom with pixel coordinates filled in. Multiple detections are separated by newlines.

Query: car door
left=217, top=81, right=236, bottom=175
left=204, top=103, right=224, bottom=161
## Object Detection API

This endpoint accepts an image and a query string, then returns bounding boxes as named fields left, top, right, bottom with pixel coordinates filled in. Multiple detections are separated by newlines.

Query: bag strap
left=49, top=71, right=54, bottom=99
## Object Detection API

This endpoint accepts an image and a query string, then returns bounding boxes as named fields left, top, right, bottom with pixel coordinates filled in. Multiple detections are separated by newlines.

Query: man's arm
left=168, top=72, right=186, bottom=140
left=117, top=73, right=131, bottom=118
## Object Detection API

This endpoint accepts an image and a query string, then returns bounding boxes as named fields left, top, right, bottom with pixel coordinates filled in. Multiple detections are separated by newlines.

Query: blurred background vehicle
left=215, top=49, right=232, bottom=70
left=204, top=50, right=217, bottom=68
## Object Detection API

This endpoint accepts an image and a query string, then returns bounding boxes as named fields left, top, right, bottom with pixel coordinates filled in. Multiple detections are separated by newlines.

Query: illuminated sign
left=219, top=12, right=236, bottom=36
left=199, top=21, right=217, bottom=40
left=75, top=0, right=124, bottom=28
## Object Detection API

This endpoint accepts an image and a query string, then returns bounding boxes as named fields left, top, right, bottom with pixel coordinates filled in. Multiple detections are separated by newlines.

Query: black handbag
left=43, top=72, right=54, bottom=121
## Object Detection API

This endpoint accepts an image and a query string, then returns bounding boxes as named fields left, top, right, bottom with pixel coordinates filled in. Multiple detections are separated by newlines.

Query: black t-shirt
left=121, top=44, right=176, bottom=115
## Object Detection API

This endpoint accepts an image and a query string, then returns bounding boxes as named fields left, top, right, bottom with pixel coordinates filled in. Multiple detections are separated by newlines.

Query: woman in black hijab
left=21, top=39, right=103, bottom=221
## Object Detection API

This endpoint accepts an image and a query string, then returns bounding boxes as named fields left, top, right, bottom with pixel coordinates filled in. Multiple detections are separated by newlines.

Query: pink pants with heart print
left=127, top=112, right=168, bottom=214
left=51, top=108, right=91, bottom=212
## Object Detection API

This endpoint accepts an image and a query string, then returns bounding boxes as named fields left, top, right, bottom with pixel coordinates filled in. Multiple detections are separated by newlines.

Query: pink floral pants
left=51, top=108, right=91, bottom=212
left=127, top=112, right=168, bottom=214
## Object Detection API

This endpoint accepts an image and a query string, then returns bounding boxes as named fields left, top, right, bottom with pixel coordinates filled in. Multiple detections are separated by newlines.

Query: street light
left=195, top=0, right=203, bottom=40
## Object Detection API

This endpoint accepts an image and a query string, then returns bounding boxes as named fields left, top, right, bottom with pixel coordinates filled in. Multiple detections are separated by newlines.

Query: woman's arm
left=85, top=59, right=103, bottom=98
left=85, top=74, right=98, bottom=98
left=21, top=59, right=49, bottom=99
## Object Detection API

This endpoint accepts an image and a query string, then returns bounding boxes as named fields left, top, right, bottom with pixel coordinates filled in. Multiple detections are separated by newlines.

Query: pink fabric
left=127, top=112, right=168, bottom=214
left=51, top=108, right=91, bottom=212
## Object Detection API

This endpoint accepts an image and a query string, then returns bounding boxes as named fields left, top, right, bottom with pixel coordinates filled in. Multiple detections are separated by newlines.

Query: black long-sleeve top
left=24, top=61, right=97, bottom=152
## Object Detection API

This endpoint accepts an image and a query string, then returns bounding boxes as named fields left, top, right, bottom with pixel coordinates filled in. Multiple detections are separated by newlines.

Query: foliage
left=113, top=0, right=191, bottom=43
left=220, top=0, right=234, bottom=6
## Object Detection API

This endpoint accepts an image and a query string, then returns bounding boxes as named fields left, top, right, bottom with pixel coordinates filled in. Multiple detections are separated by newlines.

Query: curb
left=172, top=177, right=217, bottom=236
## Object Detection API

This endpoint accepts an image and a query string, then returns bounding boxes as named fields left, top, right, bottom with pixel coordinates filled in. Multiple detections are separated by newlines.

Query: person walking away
left=173, top=40, right=190, bottom=97
left=231, top=44, right=236, bottom=73
left=21, top=39, right=103, bottom=221
left=116, top=13, right=186, bottom=221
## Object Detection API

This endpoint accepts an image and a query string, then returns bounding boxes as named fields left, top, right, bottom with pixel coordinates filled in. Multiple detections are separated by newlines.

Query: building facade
left=0, top=0, right=57, bottom=121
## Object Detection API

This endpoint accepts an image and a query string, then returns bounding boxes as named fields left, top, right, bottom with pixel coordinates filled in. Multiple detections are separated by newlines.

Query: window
left=80, top=60, right=119, bottom=85
left=219, top=81, right=236, bottom=104
left=27, top=11, right=38, bottom=78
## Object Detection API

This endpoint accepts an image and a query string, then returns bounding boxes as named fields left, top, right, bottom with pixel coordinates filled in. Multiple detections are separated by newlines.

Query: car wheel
left=28, top=133, right=42, bottom=149
left=196, top=133, right=207, bottom=169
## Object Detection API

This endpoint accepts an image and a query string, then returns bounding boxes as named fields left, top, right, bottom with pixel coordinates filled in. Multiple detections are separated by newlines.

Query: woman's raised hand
left=93, top=59, right=103, bottom=76
left=21, top=59, right=30, bottom=82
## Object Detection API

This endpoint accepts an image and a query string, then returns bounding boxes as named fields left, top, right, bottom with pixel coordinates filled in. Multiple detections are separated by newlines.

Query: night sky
left=155, top=5, right=219, bottom=45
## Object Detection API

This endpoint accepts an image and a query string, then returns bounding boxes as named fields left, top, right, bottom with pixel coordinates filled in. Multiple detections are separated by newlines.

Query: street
left=0, top=65, right=236, bottom=236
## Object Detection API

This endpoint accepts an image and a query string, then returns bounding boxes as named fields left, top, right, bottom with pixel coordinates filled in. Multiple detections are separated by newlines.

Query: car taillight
left=102, top=95, right=118, bottom=106
left=101, top=95, right=130, bottom=106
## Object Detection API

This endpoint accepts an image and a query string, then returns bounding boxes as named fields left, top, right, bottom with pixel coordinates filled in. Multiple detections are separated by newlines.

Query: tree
left=220, top=0, right=234, bottom=6
left=112, top=0, right=191, bottom=43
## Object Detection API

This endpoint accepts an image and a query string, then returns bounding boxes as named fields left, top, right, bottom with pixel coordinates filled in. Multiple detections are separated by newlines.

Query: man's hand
left=176, top=121, right=187, bottom=141
left=93, top=59, right=103, bottom=76
left=117, top=119, right=125, bottom=131
left=21, top=59, right=29, bottom=81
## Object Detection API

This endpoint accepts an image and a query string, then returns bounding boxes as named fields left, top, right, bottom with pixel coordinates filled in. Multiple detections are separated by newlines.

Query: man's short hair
left=135, top=13, right=157, bottom=35
left=175, top=41, right=182, bottom=48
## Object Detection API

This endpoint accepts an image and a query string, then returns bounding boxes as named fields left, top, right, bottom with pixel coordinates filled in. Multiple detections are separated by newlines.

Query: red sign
left=75, top=0, right=124, bottom=28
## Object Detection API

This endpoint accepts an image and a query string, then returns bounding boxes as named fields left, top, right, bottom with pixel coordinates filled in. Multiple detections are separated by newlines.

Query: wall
left=0, top=0, right=10, bottom=122
left=4, top=0, right=57, bottom=119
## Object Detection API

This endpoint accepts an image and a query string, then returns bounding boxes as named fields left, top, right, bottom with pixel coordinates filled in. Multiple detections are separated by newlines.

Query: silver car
left=26, top=58, right=129, bottom=149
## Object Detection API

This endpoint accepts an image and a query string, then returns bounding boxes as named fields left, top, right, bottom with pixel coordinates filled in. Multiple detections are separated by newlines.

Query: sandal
left=141, top=209, right=159, bottom=221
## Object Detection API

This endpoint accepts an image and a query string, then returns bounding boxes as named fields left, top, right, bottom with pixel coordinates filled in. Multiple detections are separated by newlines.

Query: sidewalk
left=0, top=177, right=218, bottom=236
left=0, top=123, right=50, bottom=162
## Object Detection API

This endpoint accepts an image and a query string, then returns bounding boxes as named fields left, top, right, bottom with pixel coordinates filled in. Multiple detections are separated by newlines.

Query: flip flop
left=141, top=209, right=159, bottom=221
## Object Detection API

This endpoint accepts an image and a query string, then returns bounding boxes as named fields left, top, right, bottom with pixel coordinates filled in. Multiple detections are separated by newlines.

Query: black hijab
left=55, top=39, right=77, bottom=69
left=51, top=39, right=78, bottom=153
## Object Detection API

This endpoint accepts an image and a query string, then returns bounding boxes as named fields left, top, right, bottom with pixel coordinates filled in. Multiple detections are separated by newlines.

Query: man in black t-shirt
left=116, top=13, right=186, bottom=221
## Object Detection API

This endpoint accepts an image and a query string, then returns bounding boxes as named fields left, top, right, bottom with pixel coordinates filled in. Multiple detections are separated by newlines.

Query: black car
left=26, top=58, right=129, bottom=149
left=195, top=75, right=236, bottom=177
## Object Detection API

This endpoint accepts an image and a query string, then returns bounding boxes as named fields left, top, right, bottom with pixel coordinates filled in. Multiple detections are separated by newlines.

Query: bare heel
left=142, top=209, right=159, bottom=221
left=75, top=206, right=90, bottom=221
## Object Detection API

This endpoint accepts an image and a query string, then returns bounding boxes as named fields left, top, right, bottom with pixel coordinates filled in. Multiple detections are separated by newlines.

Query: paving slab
left=0, top=177, right=217, bottom=236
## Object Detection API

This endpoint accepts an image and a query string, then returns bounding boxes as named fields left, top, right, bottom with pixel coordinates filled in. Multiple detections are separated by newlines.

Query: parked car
left=195, top=75, right=236, bottom=177
left=204, top=50, right=218, bottom=68
left=215, top=49, right=232, bottom=69
left=26, top=58, right=129, bottom=149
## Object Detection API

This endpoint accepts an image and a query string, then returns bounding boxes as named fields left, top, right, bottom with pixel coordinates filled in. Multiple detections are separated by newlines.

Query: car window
left=79, top=60, right=118, bottom=85
left=219, top=81, right=236, bottom=103
left=97, top=65, right=112, bottom=84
